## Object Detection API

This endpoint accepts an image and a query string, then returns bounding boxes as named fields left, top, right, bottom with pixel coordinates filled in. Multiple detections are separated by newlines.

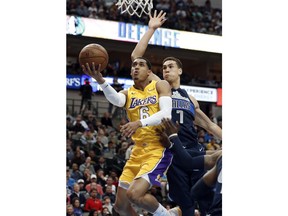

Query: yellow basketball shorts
left=119, top=143, right=173, bottom=187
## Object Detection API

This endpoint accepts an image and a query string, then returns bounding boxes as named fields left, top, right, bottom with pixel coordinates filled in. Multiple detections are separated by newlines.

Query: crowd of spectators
left=66, top=0, right=222, bottom=36
left=66, top=106, right=222, bottom=215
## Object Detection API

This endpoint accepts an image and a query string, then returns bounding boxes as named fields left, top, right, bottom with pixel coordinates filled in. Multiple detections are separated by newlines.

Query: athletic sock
left=153, top=203, right=170, bottom=216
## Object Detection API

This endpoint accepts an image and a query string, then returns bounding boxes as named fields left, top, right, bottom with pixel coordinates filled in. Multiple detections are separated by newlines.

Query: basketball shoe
left=168, top=206, right=182, bottom=216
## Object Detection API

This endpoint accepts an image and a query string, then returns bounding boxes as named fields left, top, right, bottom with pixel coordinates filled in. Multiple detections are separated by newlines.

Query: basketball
left=78, top=43, right=109, bottom=72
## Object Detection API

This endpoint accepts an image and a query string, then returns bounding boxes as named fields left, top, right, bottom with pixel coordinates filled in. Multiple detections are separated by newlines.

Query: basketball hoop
left=116, top=0, right=153, bottom=17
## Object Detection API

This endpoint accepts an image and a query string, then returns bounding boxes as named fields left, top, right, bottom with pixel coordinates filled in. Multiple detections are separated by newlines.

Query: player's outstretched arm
left=82, top=63, right=127, bottom=107
left=189, top=95, right=222, bottom=140
left=131, top=10, right=167, bottom=61
left=158, top=118, right=207, bottom=170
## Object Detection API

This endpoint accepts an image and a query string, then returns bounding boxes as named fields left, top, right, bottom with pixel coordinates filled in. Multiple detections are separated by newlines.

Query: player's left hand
left=120, top=121, right=141, bottom=137
left=156, top=126, right=171, bottom=148
left=161, top=118, right=179, bottom=136
left=149, top=10, right=167, bottom=30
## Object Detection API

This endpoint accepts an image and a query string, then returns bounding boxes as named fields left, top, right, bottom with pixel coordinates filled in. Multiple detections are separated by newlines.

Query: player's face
left=131, top=59, right=150, bottom=81
left=162, top=60, right=182, bottom=83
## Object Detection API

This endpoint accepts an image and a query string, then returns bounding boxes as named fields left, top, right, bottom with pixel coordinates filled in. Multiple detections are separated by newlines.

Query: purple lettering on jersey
left=129, top=95, right=157, bottom=109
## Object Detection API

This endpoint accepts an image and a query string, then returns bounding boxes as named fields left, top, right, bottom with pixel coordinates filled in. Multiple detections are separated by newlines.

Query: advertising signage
left=217, top=88, right=222, bottom=106
left=66, top=15, right=222, bottom=54
left=67, top=74, right=218, bottom=103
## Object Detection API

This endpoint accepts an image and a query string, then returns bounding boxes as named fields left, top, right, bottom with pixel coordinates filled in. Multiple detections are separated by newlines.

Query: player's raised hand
left=148, top=10, right=167, bottom=30
left=81, top=63, right=105, bottom=83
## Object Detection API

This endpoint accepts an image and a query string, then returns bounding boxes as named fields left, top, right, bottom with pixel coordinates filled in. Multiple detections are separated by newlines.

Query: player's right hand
left=81, top=62, right=104, bottom=82
left=149, top=10, right=167, bottom=30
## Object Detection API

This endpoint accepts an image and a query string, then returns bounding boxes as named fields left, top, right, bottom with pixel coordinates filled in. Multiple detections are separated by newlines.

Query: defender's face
left=131, top=59, right=150, bottom=81
left=162, top=60, right=181, bottom=83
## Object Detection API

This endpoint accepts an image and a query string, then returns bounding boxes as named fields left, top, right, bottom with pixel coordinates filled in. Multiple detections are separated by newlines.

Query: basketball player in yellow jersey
left=82, top=58, right=178, bottom=216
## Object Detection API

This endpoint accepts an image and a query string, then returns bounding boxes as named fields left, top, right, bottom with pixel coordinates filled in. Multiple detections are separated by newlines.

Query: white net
left=116, top=0, right=153, bottom=17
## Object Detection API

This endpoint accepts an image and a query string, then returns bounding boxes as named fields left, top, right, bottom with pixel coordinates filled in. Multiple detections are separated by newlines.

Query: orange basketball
left=78, top=43, right=109, bottom=72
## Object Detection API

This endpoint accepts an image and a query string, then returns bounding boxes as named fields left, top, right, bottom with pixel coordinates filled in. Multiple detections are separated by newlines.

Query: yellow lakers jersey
left=125, top=80, right=161, bottom=146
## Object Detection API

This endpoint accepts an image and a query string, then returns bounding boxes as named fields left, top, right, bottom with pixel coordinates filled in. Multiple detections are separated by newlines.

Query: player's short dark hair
left=134, top=57, right=152, bottom=70
left=163, top=57, right=183, bottom=69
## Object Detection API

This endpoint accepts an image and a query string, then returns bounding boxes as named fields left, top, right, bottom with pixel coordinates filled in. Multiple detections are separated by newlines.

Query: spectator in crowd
left=71, top=119, right=86, bottom=135
left=77, top=179, right=87, bottom=194
left=84, top=188, right=103, bottom=212
left=71, top=149, right=86, bottom=168
left=102, top=197, right=114, bottom=214
left=85, top=113, right=97, bottom=125
left=67, top=188, right=71, bottom=205
left=83, top=0, right=93, bottom=7
left=117, top=141, right=129, bottom=160
left=76, top=1, right=90, bottom=20
left=109, top=170, right=119, bottom=188
left=88, top=125, right=98, bottom=137
left=103, top=140, right=116, bottom=159
left=67, top=204, right=75, bottom=216
left=108, top=130, right=118, bottom=146
left=83, top=167, right=92, bottom=183
left=94, top=156, right=109, bottom=175
left=67, top=168, right=76, bottom=195
left=67, top=117, right=74, bottom=131
left=87, top=150, right=98, bottom=166
left=89, top=11, right=98, bottom=19
left=79, top=78, right=94, bottom=114
left=85, top=175, right=104, bottom=197
left=103, top=185, right=116, bottom=204
left=96, top=169, right=107, bottom=188
left=155, top=0, right=170, bottom=12
left=88, top=209, right=99, bottom=216
left=97, top=127, right=109, bottom=148
left=71, top=197, right=84, bottom=216
left=105, top=176, right=116, bottom=195
left=100, top=112, right=113, bottom=128
left=77, top=114, right=90, bottom=129
left=71, top=163, right=83, bottom=181
left=93, top=136, right=104, bottom=156
left=88, top=1, right=97, bottom=14
left=80, top=129, right=96, bottom=152
left=70, top=183, right=87, bottom=209
left=80, top=157, right=96, bottom=175
left=67, top=139, right=74, bottom=167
